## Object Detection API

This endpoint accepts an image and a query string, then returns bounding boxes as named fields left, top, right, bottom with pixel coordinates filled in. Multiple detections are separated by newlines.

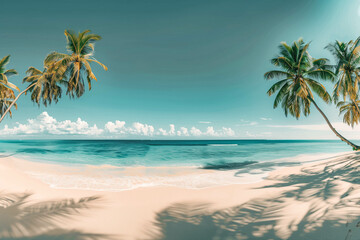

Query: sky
left=1, top=0, right=360, bottom=139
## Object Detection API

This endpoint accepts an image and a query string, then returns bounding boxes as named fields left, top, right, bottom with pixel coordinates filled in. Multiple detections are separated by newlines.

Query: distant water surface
left=0, top=140, right=353, bottom=167
left=0, top=139, right=354, bottom=191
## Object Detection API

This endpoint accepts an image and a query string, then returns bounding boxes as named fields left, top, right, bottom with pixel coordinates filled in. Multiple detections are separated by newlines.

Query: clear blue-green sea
left=0, top=139, right=352, bottom=167
left=0, top=140, right=353, bottom=190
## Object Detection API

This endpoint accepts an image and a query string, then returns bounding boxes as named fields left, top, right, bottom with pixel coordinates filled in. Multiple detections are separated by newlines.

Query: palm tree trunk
left=309, top=98, right=360, bottom=150
left=0, top=83, right=36, bottom=124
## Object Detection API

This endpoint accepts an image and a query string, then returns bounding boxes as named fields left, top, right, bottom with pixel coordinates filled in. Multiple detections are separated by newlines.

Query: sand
left=0, top=152, right=360, bottom=240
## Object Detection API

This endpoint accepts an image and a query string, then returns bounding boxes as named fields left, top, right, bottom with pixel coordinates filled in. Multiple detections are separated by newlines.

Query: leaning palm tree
left=0, top=86, right=17, bottom=118
left=326, top=38, right=360, bottom=103
left=0, top=55, right=19, bottom=92
left=22, top=65, right=64, bottom=106
left=266, top=38, right=360, bottom=150
left=337, top=97, right=360, bottom=127
left=0, top=29, right=107, bottom=124
left=0, top=55, right=19, bottom=119
left=45, top=29, right=108, bottom=98
left=0, top=64, right=65, bottom=124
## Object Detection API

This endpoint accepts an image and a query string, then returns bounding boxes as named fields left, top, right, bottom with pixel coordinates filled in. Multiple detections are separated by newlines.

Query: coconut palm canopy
left=266, top=39, right=360, bottom=150
left=0, top=30, right=108, bottom=125
left=337, top=99, right=360, bottom=127
left=0, top=55, right=19, bottom=117
left=265, top=39, right=334, bottom=119
left=0, top=55, right=19, bottom=92
left=22, top=65, right=63, bottom=106
left=45, top=30, right=108, bottom=98
left=326, top=38, right=360, bottom=102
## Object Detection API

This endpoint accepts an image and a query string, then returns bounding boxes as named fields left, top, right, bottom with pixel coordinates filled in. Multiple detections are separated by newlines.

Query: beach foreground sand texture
left=0, top=153, right=360, bottom=239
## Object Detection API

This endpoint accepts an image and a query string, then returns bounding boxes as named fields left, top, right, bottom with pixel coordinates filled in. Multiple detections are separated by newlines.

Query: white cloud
left=180, top=127, right=189, bottom=136
left=199, top=121, right=211, bottom=124
left=1, top=112, right=103, bottom=136
left=205, top=126, right=216, bottom=136
left=169, top=124, right=176, bottom=136
left=260, top=117, right=272, bottom=121
left=190, top=127, right=202, bottom=136
left=188, top=126, right=236, bottom=137
left=157, top=128, right=168, bottom=136
left=0, top=112, right=237, bottom=138
left=105, top=121, right=155, bottom=136
left=154, top=125, right=234, bottom=137
left=105, top=120, right=126, bottom=133
left=178, top=127, right=189, bottom=136
left=222, top=127, right=235, bottom=136
left=130, top=122, right=155, bottom=136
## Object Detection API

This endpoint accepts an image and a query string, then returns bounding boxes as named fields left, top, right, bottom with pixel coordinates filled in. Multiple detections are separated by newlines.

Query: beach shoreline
left=4, top=150, right=353, bottom=192
left=1, top=152, right=360, bottom=239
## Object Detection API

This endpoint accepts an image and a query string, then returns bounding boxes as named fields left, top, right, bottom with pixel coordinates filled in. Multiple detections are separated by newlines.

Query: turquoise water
left=1, top=139, right=353, bottom=190
left=0, top=140, right=353, bottom=167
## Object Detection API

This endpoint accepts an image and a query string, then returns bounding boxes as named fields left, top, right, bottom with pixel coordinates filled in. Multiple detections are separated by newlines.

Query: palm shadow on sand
left=142, top=153, right=360, bottom=240
left=0, top=192, right=116, bottom=240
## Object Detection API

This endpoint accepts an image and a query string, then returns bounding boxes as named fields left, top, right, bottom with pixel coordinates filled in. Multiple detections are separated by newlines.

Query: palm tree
left=0, top=87, right=17, bottom=118
left=0, top=64, right=65, bottom=124
left=0, top=29, right=107, bottom=124
left=326, top=38, right=360, bottom=103
left=45, top=29, right=108, bottom=98
left=337, top=98, right=360, bottom=127
left=266, top=38, right=360, bottom=150
left=22, top=66, right=64, bottom=106
left=0, top=82, right=38, bottom=124
left=0, top=55, right=19, bottom=92
left=0, top=55, right=19, bottom=118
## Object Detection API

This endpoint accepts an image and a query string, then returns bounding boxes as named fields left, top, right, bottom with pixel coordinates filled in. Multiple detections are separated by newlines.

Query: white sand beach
left=0, top=152, right=360, bottom=240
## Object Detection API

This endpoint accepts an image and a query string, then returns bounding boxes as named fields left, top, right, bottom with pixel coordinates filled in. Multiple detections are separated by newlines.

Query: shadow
left=0, top=192, right=116, bottom=240
left=142, top=153, right=360, bottom=240
left=201, top=161, right=257, bottom=170
left=1, top=229, right=111, bottom=240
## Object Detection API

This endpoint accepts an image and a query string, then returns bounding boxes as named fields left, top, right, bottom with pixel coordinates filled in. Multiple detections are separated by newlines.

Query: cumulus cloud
left=158, top=128, right=168, bottom=136
left=152, top=124, right=234, bottom=137
left=190, top=127, right=202, bottom=136
left=169, top=124, right=176, bottom=136
left=0, top=112, right=237, bottom=138
left=104, top=120, right=126, bottom=133
left=130, top=122, right=155, bottom=136
left=104, top=121, right=155, bottom=136
left=1, top=112, right=103, bottom=136
left=153, top=124, right=236, bottom=137
left=222, top=127, right=235, bottom=136
left=177, top=127, right=189, bottom=136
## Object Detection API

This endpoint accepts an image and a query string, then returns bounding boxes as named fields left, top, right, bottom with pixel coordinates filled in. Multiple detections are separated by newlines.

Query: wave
left=21, top=151, right=353, bottom=192
left=25, top=168, right=267, bottom=192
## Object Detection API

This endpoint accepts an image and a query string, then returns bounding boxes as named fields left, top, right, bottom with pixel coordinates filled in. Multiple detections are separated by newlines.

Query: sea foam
left=24, top=151, right=351, bottom=192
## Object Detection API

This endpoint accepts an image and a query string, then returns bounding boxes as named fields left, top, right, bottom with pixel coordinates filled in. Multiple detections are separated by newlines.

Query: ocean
left=0, top=140, right=354, bottom=191
left=0, top=139, right=353, bottom=167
